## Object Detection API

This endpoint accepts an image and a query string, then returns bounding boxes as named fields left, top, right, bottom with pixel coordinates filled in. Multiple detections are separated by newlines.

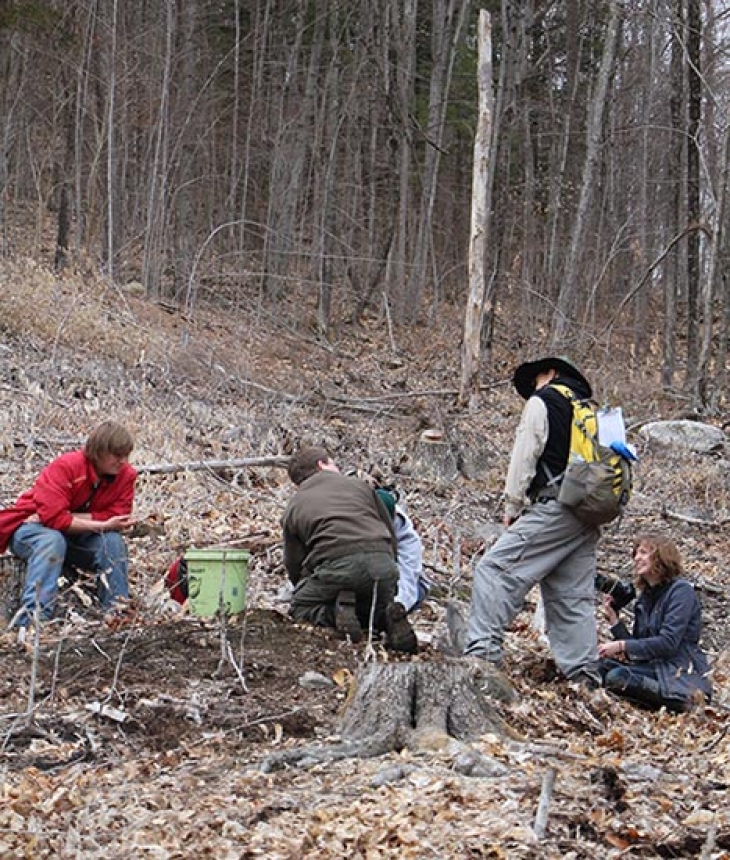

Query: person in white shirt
left=375, top=489, right=430, bottom=612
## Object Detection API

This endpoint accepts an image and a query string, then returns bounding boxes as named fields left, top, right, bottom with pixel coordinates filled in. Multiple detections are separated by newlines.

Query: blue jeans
left=10, top=523, right=129, bottom=626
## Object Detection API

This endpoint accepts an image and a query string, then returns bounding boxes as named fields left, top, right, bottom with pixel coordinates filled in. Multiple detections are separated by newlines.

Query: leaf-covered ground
left=0, top=258, right=728, bottom=858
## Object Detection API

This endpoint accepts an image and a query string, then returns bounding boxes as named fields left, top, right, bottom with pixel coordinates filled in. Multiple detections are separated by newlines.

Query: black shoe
left=334, top=590, right=363, bottom=643
left=385, top=601, right=418, bottom=654
left=569, top=670, right=601, bottom=692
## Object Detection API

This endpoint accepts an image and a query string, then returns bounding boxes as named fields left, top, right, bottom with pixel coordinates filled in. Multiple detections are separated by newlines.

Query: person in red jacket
left=0, top=421, right=138, bottom=630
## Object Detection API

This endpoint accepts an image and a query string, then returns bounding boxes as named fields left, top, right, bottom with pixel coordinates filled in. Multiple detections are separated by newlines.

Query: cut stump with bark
left=261, top=657, right=516, bottom=773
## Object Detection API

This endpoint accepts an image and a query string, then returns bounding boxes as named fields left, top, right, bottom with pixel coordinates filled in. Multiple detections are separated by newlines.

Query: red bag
left=165, top=556, right=189, bottom=605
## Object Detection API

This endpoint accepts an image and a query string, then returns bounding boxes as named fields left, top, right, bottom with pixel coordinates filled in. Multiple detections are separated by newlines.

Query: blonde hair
left=84, top=421, right=134, bottom=464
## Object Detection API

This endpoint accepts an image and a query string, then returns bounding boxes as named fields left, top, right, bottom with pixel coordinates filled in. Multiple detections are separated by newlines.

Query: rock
left=298, top=671, right=335, bottom=690
left=452, top=748, right=509, bottom=778
left=640, top=420, right=725, bottom=453
left=370, top=764, right=412, bottom=787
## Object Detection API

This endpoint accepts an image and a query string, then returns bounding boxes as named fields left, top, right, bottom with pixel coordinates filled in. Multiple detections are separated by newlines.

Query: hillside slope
left=0, top=259, right=728, bottom=858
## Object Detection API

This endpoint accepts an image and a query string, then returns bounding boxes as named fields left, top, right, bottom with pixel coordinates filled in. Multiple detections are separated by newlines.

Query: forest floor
left=0, top=257, right=729, bottom=858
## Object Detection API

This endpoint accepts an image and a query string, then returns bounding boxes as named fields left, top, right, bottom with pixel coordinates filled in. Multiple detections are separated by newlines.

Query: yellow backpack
left=549, top=384, right=632, bottom=525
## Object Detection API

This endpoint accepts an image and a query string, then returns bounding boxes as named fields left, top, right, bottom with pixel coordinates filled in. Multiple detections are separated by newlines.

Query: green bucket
left=184, top=548, right=249, bottom=617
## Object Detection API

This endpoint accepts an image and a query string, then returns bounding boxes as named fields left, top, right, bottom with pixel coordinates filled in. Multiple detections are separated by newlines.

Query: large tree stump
left=261, top=657, right=516, bottom=773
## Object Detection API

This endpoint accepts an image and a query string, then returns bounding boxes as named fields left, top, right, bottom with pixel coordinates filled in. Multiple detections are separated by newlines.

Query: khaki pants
left=465, top=500, right=600, bottom=680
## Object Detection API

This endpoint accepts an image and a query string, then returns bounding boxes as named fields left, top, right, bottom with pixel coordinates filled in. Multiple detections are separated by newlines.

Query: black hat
left=512, top=356, right=592, bottom=400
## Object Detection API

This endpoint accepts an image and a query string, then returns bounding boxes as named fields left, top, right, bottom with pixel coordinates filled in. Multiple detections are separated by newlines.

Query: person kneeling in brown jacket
left=282, top=446, right=417, bottom=653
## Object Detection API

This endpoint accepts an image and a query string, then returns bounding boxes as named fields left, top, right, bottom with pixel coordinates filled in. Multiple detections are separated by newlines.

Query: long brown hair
left=632, top=534, right=683, bottom=587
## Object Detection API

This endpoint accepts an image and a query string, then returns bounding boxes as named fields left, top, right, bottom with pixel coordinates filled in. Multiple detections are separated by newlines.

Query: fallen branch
left=137, top=455, right=290, bottom=476
left=533, top=766, right=557, bottom=840
left=662, top=508, right=730, bottom=528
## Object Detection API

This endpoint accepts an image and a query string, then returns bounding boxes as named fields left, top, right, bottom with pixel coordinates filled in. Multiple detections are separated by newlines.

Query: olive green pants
left=290, top=551, right=397, bottom=630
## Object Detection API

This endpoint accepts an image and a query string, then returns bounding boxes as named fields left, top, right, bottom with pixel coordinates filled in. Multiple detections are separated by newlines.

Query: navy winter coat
left=612, top=578, right=712, bottom=702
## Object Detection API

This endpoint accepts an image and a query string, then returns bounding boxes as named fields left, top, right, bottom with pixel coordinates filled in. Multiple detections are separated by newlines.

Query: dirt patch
left=0, top=609, right=364, bottom=770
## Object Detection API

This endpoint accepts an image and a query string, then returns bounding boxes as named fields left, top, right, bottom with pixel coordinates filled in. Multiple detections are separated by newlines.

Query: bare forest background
left=1, top=0, right=729, bottom=408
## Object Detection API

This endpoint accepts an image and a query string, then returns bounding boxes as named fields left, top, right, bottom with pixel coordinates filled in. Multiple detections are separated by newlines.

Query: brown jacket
left=282, top=470, right=396, bottom=585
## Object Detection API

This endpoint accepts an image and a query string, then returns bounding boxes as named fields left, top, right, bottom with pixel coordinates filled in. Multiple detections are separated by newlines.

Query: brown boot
left=385, top=601, right=418, bottom=654
left=334, top=590, right=363, bottom=643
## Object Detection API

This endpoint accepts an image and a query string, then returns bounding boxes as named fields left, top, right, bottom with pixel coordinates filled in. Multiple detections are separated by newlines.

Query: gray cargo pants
left=464, top=500, right=599, bottom=680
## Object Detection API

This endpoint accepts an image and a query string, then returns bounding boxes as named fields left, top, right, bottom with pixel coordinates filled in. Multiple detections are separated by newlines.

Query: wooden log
left=137, top=455, right=289, bottom=476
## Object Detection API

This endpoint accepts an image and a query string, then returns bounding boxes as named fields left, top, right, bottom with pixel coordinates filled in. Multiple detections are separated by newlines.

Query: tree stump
left=410, top=436, right=459, bottom=482
left=261, top=657, right=516, bottom=773
left=0, top=555, right=25, bottom=623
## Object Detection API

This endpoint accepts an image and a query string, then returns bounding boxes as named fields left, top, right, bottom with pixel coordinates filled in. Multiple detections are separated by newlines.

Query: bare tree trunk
left=142, top=0, right=175, bottom=301
left=54, top=85, right=76, bottom=272
left=0, top=27, right=26, bottom=257
left=697, top=123, right=730, bottom=408
left=459, top=11, right=493, bottom=409
left=664, top=0, right=685, bottom=388
left=632, top=4, right=660, bottom=363
left=403, top=0, right=471, bottom=319
left=260, top=2, right=307, bottom=300
left=104, top=0, right=120, bottom=278
left=546, top=0, right=582, bottom=287
left=684, top=0, right=702, bottom=390
left=476, top=0, right=509, bottom=361
left=551, top=0, right=622, bottom=347
left=389, top=0, right=417, bottom=311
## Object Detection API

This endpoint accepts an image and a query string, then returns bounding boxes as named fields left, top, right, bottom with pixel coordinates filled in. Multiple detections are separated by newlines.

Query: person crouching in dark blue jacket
left=597, top=534, right=712, bottom=712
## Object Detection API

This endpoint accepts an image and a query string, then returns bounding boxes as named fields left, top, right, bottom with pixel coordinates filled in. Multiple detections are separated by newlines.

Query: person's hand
left=503, top=512, right=519, bottom=527
left=598, top=640, right=625, bottom=659
left=602, top=594, right=619, bottom=626
left=100, top=514, right=137, bottom=532
left=24, top=513, right=41, bottom=524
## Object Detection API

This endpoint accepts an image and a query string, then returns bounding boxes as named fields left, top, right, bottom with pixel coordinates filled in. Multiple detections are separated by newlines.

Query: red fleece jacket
left=0, top=450, right=137, bottom=553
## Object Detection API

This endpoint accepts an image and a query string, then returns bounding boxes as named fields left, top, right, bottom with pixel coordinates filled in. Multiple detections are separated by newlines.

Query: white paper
left=597, top=407, right=626, bottom=446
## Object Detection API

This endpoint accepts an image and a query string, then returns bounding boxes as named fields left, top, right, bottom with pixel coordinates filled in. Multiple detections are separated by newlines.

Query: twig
left=225, top=641, right=249, bottom=693
left=362, top=580, right=379, bottom=664
left=48, top=621, right=69, bottom=718
left=382, top=291, right=398, bottom=354
left=228, top=706, right=304, bottom=734
left=700, top=821, right=717, bottom=860
left=533, top=766, right=557, bottom=840
left=26, top=591, right=42, bottom=719
left=104, top=630, right=132, bottom=705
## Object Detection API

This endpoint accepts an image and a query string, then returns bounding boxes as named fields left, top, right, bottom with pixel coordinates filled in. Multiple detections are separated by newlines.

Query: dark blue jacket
left=612, top=578, right=712, bottom=702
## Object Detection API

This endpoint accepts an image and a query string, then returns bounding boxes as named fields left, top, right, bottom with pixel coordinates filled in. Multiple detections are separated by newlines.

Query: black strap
left=77, top=480, right=101, bottom=513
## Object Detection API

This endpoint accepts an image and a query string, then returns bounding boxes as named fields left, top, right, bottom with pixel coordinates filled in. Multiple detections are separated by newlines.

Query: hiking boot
left=568, top=670, right=601, bottom=692
left=385, top=601, right=418, bottom=654
left=334, top=590, right=363, bottom=643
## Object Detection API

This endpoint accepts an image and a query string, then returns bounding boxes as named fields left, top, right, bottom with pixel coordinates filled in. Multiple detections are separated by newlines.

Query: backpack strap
left=540, top=383, right=600, bottom=487
left=550, top=383, right=601, bottom=457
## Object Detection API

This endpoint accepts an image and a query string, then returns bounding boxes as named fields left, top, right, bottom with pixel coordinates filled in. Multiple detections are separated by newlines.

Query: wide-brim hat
left=512, top=356, right=592, bottom=400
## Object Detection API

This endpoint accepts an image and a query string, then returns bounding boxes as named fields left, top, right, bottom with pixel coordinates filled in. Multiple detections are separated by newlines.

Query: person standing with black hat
left=464, top=357, right=601, bottom=688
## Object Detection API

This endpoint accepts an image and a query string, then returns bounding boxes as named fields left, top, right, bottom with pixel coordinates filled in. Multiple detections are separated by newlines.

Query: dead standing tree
left=459, top=9, right=494, bottom=409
